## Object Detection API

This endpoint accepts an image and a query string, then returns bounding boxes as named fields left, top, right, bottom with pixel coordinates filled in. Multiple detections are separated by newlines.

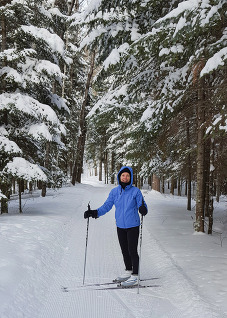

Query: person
left=84, top=166, right=148, bottom=287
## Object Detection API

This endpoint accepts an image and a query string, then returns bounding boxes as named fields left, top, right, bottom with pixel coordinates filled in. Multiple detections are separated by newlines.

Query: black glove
left=84, top=209, right=98, bottom=219
left=139, top=200, right=147, bottom=216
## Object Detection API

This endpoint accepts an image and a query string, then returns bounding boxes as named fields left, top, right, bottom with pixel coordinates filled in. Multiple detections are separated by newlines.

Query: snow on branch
left=24, top=123, right=53, bottom=141
left=0, top=92, right=59, bottom=124
left=80, top=27, right=107, bottom=50
left=0, top=136, right=22, bottom=154
left=103, top=43, right=130, bottom=70
left=200, top=48, right=227, bottom=77
left=0, top=190, right=6, bottom=199
left=2, top=157, right=47, bottom=182
left=155, top=0, right=199, bottom=24
left=87, top=84, right=128, bottom=117
left=21, top=25, right=65, bottom=57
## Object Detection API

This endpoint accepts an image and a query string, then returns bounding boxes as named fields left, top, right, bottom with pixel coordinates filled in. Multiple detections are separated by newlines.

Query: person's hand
left=139, top=202, right=147, bottom=216
left=84, top=209, right=98, bottom=219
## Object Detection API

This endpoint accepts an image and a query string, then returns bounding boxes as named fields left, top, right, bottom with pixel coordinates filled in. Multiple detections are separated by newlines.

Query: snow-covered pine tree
left=50, top=0, right=88, bottom=184
left=79, top=0, right=180, bottom=178
left=125, top=0, right=227, bottom=231
left=0, top=0, right=69, bottom=211
left=82, top=0, right=226, bottom=230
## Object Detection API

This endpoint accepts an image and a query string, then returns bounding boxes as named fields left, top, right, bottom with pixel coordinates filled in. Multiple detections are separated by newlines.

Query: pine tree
left=82, top=0, right=226, bottom=234
left=0, top=1, right=69, bottom=211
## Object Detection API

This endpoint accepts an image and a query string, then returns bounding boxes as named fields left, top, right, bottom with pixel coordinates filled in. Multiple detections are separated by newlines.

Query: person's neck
left=121, top=182, right=130, bottom=189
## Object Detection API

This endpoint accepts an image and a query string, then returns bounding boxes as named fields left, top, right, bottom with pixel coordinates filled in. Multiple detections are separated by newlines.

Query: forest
left=0, top=0, right=226, bottom=233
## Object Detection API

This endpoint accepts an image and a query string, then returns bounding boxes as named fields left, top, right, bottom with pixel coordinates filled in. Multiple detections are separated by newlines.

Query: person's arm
left=97, top=190, right=115, bottom=217
left=136, top=190, right=148, bottom=216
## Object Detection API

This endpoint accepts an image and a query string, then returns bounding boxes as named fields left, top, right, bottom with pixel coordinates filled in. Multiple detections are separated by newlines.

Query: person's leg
left=117, top=227, right=132, bottom=271
left=127, top=226, right=139, bottom=275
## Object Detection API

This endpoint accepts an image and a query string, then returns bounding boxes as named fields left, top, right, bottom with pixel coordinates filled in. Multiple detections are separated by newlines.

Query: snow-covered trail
left=36, top=185, right=224, bottom=318
left=1, top=182, right=226, bottom=318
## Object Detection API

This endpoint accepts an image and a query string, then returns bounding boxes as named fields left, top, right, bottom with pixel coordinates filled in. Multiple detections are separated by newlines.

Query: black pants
left=117, top=226, right=139, bottom=275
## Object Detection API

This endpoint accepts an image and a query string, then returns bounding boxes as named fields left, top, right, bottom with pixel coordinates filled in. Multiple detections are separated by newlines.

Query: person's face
left=120, top=172, right=130, bottom=183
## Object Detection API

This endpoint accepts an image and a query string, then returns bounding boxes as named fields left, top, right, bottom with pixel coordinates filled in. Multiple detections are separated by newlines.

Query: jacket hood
left=117, top=166, right=133, bottom=188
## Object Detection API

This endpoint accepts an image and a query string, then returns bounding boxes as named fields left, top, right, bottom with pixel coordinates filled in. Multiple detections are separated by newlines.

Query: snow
left=0, top=190, right=6, bottom=199
left=80, top=27, right=107, bottom=49
left=19, top=58, right=63, bottom=84
left=159, top=45, right=184, bottom=56
left=199, top=5, right=219, bottom=27
left=156, top=0, right=199, bottom=24
left=173, top=16, right=187, bottom=37
left=21, top=25, right=65, bottom=57
left=130, top=22, right=141, bottom=41
left=0, top=92, right=62, bottom=127
left=103, top=43, right=130, bottom=70
left=2, top=157, right=47, bottom=182
left=27, top=123, right=53, bottom=141
left=0, top=136, right=22, bottom=154
left=200, top=47, right=227, bottom=76
left=83, top=0, right=102, bottom=15
left=88, top=85, right=128, bottom=116
left=103, top=48, right=120, bottom=70
left=0, top=171, right=227, bottom=317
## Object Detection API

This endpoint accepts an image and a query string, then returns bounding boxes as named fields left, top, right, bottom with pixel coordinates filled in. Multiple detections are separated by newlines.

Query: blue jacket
left=97, top=166, right=148, bottom=229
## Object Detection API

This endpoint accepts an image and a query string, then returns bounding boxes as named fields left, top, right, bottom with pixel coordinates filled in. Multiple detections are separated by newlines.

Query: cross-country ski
left=61, top=277, right=159, bottom=292
left=61, top=283, right=160, bottom=292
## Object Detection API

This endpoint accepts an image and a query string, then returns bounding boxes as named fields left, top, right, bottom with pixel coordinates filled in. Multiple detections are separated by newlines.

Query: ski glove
left=139, top=205, right=147, bottom=216
left=84, top=209, right=98, bottom=219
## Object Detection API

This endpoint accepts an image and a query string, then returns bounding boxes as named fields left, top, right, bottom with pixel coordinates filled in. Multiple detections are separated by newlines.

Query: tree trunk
left=162, top=176, right=165, bottom=193
left=185, top=180, right=188, bottom=196
left=68, top=0, right=79, bottom=15
left=138, top=175, right=141, bottom=189
left=1, top=196, right=8, bottom=214
left=195, top=72, right=206, bottom=232
left=186, top=117, right=192, bottom=210
left=72, top=51, right=95, bottom=185
left=42, top=142, right=50, bottom=197
left=94, top=161, right=98, bottom=177
left=215, top=141, right=222, bottom=203
left=104, top=150, right=108, bottom=184
left=152, top=174, right=160, bottom=192
left=177, top=176, right=181, bottom=196
left=134, top=168, right=138, bottom=187
left=148, top=175, right=152, bottom=188
left=170, top=177, right=175, bottom=195
left=111, top=152, right=115, bottom=184
left=208, top=140, right=215, bottom=234
left=204, top=137, right=211, bottom=218
left=99, top=141, right=103, bottom=182
left=216, top=170, right=220, bottom=203
left=0, top=180, right=11, bottom=214
left=18, top=179, right=22, bottom=213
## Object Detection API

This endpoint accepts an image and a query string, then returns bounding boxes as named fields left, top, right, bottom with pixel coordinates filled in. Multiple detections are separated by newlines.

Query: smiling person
left=84, top=166, right=148, bottom=287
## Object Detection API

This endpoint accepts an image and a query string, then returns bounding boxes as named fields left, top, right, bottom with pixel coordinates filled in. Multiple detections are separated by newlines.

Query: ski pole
left=83, top=202, right=90, bottom=285
left=137, top=214, right=144, bottom=294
